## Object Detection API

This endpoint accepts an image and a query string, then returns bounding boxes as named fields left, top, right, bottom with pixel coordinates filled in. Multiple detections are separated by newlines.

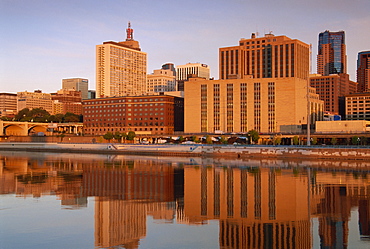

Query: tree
left=247, top=130, right=259, bottom=144
left=178, top=136, right=185, bottom=143
left=114, top=131, right=126, bottom=143
left=331, top=137, right=337, bottom=145
left=64, top=112, right=80, bottom=122
left=127, top=131, right=136, bottom=141
left=293, top=136, right=299, bottom=145
left=352, top=136, right=359, bottom=145
left=103, top=132, right=114, bottom=142
left=191, top=135, right=199, bottom=143
left=273, top=135, right=282, bottom=145
left=312, top=137, right=318, bottom=145
left=205, top=135, right=213, bottom=144
left=220, top=135, right=228, bottom=144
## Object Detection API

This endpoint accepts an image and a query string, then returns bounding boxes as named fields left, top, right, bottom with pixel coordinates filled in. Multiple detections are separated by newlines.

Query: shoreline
left=1, top=142, right=370, bottom=161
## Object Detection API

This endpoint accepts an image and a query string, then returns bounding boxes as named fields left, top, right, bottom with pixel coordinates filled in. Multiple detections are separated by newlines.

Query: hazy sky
left=1, top=0, right=369, bottom=93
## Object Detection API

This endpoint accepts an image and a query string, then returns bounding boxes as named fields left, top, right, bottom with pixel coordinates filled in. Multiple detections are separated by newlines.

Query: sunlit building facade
left=345, top=92, right=370, bottom=120
left=17, top=90, right=53, bottom=114
left=317, top=30, right=347, bottom=76
left=62, top=78, right=89, bottom=99
left=0, top=93, right=17, bottom=117
left=96, top=23, right=147, bottom=98
left=147, top=67, right=176, bottom=93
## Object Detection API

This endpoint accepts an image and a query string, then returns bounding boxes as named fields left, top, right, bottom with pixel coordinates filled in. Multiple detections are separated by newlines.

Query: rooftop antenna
left=126, top=21, right=134, bottom=41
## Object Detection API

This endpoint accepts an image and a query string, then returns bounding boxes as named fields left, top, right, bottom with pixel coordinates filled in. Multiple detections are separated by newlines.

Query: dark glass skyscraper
left=317, top=30, right=346, bottom=76
left=357, top=51, right=370, bottom=92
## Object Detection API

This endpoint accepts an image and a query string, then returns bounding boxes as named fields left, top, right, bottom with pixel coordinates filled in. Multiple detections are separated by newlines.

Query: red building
left=82, top=95, right=184, bottom=135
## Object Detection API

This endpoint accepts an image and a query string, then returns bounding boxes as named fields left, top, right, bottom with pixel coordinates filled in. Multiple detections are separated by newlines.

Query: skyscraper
left=219, top=33, right=310, bottom=80
left=357, top=51, right=370, bottom=92
left=96, top=22, right=147, bottom=98
left=317, top=30, right=347, bottom=76
left=62, top=78, right=88, bottom=99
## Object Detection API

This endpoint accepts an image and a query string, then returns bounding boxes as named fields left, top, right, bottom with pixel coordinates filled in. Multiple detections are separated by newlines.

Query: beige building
left=62, top=78, right=88, bottom=99
left=0, top=93, right=17, bottom=117
left=17, top=90, right=53, bottom=114
left=176, top=63, right=210, bottom=81
left=316, top=120, right=370, bottom=133
left=147, top=68, right=176, bottom=93
left=96, top=23, right=147, bottom=98
left=345, top=92, right=370, bottom=120
left=310, top=73, right=357, bottom=115
left=219, top=33, right=309, bottom=80
left=184, top=77, right=323, bottom=133
left=185, top=33, right=322, bottom=134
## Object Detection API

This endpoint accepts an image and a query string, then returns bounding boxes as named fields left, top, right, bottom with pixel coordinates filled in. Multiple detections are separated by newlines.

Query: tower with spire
left=96, top=22, right=147, bottom=98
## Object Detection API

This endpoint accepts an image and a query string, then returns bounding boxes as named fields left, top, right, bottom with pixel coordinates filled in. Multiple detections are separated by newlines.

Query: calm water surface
left=0, top=151, right=369, bottom=249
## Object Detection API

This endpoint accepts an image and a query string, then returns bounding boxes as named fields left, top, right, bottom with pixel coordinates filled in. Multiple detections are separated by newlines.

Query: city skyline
left=1, top=0, right=369, bottom=93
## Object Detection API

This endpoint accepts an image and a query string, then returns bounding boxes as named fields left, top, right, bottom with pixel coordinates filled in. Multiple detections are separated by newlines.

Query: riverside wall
left=0, top=142, right=370, bottom=161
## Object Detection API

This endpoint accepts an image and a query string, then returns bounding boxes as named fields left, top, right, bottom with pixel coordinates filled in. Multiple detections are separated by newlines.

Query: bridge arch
left=28, top=125, right=47, bottom=136
left=3, top=124, right=27, bottom=136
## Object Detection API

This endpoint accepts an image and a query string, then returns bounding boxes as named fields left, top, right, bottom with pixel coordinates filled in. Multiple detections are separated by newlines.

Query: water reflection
left=0, top=151, right=369, bottom=248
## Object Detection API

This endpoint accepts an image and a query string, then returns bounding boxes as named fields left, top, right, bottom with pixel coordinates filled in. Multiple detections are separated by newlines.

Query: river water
left=0, top=151, right=369, bottom=249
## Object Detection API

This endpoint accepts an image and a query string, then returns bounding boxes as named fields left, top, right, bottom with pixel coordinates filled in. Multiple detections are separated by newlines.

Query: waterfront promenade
left=1, top=142, right=370, bottom=161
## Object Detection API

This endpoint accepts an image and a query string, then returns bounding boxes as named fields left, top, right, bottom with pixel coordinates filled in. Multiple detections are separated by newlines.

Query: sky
left=0, top=0, right=369, bottom=93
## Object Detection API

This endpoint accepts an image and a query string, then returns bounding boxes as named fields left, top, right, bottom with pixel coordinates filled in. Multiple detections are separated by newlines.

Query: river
left=0, top=151, right=369, bottom=248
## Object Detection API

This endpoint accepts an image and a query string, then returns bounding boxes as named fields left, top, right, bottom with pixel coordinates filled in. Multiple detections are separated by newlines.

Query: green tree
left=247, top=129, right=260, bottom=144
left=64, top=112, right=80, bottom=122
left=205, top=135, right=213, bottom=144
left=103, top=132, right=114, bottom=142
left=273, top=135, right=282, bottom=145
left=191, top=135, right=199, bottom=143
left=312, top=137, right=318, bottom=145
left=14, top=108, right=30, bottom=121
left=127, top=131, right=136, bottom=141
left=331, top=137, right=337, bottom=145
left=293, top=136, right=300, bottom=145
left=352, top=136, right=359, bottom=145
left=178, top=136, right=185, bottom=143
left=220, top=135, right=228, bottom=144
left=113, top=131, right=126, bottom=143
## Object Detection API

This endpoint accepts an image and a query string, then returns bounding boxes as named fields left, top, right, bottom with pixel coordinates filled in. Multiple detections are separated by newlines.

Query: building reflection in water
left=0, top=152, right=369, bottom=248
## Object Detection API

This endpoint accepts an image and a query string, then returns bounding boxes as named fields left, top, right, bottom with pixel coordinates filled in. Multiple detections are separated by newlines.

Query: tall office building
left=357, top=51, right=370, bottom=92
left=185, top=33, right=323, bottom=134
left=96, top=22, right=147, bottom=98
left=317, top=30, right=346, bottom=76
left=176, top=63, right=210, bottom=81
left=176, top=63, right=210, bottom=91
left=62, top=78, right=88, bottom=100
left=219, top=33, right=310, bottom=80
left=147, top=67, right=176, bottom=93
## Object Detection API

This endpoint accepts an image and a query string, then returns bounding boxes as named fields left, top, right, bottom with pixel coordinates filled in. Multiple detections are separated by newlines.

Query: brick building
left=82, top=95, right=184, bottom=135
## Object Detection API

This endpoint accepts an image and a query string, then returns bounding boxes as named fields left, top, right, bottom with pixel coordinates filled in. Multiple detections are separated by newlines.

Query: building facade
left=184, top=77, right=323, bottom=134
left=17, top=90, right=53, bottom=114
left=317, top=30, right=346, bottom=76
left=357, top=51, right=370, bottom=92
left=345, top=92, right=370, bottom=121
left=176, top=63, right=210, bottom=81
left=82, top=95, right=184, bottom=135
left=96, top=23, right=147, bottom=98
left=147, top=68, right=176, bottom=93
left=62, top=78, right=89, bottom=99
left=309, top=73, right=357, bottom=115
left=0, top=93, right=17, bottom=117
left=219, top=33, right=310, bottom=80
left=51, top=89, right=82, bottom=115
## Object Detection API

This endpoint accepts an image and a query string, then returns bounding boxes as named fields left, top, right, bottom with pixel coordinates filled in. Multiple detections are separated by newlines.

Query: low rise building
left=316, top=120, right=370, bottom=133
left=82, top=95, right=184, bottom=135
left=51, top=89, right=82, bottom=115
left=345, top=92, right=370, bottom=120
left=184, top=77, right=323, bottom=134
left=0, top=93, right=17, bottom=117
left=17, top=90, right=53, bottom=114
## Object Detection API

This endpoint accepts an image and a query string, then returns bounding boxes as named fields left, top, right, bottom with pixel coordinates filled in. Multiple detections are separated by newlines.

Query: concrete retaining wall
left=0, top=143, right=369, bottom=160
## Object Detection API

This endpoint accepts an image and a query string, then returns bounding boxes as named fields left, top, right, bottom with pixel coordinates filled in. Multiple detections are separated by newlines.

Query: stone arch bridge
left=0, top=121, right=83, bottom=136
